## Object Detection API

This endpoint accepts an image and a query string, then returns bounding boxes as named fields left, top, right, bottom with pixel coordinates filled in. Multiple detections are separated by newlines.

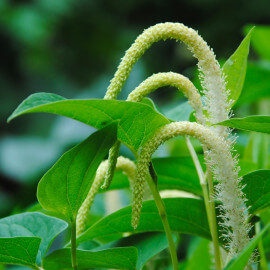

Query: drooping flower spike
left=101, top=23, right=249, bottom=263
left=104, top=22, right=229, bottom=134
left=132, top=121, right=251, bottom=260
left=76, top=156, right=136, bottom=236
left=127, top=72, right=205, bottom=124
left=103, top=22, right=231, bottom=190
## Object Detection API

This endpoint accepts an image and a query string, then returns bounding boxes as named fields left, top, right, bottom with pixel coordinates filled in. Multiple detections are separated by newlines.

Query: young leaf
left=224, top=223, right=270, bottom=270
left=222, top=27, right=253, bottom=107
left=77, top=198, right=210, bottom=244
left=0, top=212, right=68, bottom=264
left=242, top=170, right=270, bottom=215
left=8, top=93, right=170, bottom=152
left=217, top=116, right=270, bottom=134
left=37, top=123, right=117, bottom=223
left=43, top=247, right=138, bottom=270
left=0, top=237, right=41, bottom=269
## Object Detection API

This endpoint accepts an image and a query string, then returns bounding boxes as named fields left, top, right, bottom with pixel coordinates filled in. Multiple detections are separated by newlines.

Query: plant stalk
left=146, top=174, right=179, bottom=270
left=71, top=222, right=78, bottom=270
left=207, top=169, right=223, bottom=270
left=186, top=137, right=222, bottom=270
left=256, top=223, right=268, bottom=270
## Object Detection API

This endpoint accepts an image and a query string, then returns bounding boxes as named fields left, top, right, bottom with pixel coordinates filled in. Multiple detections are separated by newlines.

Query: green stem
left=207, top=169, right=222, bottom=270
left=186, top=137, right=222, bottom=270
left=256, top=223, right=268, bottom=270
left=71, top=222, right=78, bottom=270
left=146, top=174, right=179, bottom=270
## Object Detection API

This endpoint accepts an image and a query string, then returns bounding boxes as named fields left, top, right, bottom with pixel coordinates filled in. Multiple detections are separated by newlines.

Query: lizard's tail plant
left=101, top=22, right=251, bottom=267
left=103, top=22, right=230, bottom=189
left=133, top=121, right=251, bottom=262
left=76, top=156, right=136, bottom=236
left=104, top=22, right=229, bottom=134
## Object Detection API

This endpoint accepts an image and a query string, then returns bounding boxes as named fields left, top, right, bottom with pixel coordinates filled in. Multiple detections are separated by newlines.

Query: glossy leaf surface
left=37, top=123, right=117, bottom=222
left=8, top=93, right=170, bottom=152
left=0, top=212, right=68, bottom=264
left=77, top=198, right=210, bottom=244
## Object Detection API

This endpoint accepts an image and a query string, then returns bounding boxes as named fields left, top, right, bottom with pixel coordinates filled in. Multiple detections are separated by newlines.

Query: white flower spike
left=77, top=156, right=136, bottom=236
left=132, top=121, right=251, bottom=259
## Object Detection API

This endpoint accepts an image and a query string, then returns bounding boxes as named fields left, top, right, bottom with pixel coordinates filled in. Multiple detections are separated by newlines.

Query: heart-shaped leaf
left=8, top=93, right=170, bottom=152
left=0, top=212, right=68, bottom=264
left=43, top=247, right=138, bottom=270
left=37, top=123, right=117, bottom=223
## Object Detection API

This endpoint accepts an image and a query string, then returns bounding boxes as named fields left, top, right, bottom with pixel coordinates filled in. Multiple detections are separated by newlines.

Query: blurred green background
left=1, top=0, right=270, bottom=219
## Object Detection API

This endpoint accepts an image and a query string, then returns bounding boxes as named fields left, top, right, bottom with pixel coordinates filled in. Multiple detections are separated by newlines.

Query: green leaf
left=244, top=25, right=270, bottom=60
left=43, top=247, right=138, bottom=270
left=8, top=93, right=170, bottom=152
left=224, top=223, right=270, bottom=270
left=0, top=212, right=68, bottom=264
left=37, top=123, right=117, bottom=222
left=217, top=116, right=270, bottom=134
left=242, top=170, right=270, bottom=215
left=77, top=198, right=210, bottom=244
left=222, top=28, right=253, bottom=107
left=114, top=233, right=176, bottom=269
left=0, top=237, right=41, bottom=269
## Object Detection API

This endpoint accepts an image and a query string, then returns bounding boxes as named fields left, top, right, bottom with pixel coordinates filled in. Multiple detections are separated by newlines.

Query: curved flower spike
left=127, top=72, right=205, bottom=124
left=104, top=22, right=229, bottom=136
left=76, top=156, right=136, bottom=236
left=132, top=121, right=250, bottom=260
